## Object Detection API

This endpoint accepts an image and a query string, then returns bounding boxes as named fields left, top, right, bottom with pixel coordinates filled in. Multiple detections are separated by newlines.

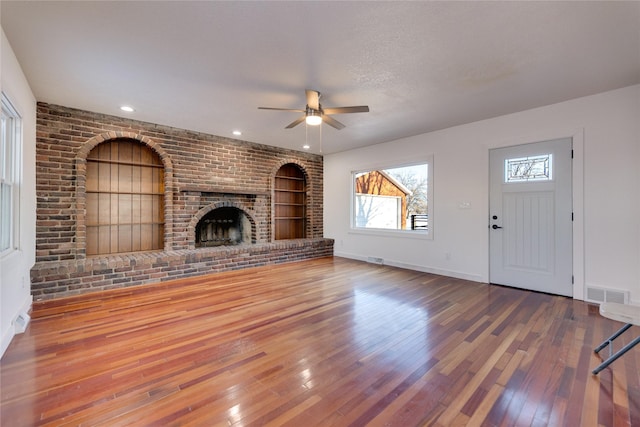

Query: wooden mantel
left=179, top=185, right=270, bottom=196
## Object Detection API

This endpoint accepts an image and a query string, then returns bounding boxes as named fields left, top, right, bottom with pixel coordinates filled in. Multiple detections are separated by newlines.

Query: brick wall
left=32, top=103, right=332, bottom=300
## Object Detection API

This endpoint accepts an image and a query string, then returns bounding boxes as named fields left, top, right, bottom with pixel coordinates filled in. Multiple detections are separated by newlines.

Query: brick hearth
left=31, top=240, right=333, bottom=300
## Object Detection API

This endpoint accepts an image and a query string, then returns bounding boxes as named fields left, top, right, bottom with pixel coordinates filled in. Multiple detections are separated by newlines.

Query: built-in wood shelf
left=274, top=164, right=306, bottom=239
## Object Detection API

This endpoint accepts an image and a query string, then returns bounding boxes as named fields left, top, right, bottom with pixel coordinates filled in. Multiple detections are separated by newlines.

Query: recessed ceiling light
left=232, top=130, right=242, bottom=136
left=120, top=105, right=135, bottom=112
left=303, top=144, right=310, bottom=150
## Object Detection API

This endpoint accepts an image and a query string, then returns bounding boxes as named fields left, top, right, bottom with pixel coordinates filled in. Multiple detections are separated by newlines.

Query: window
left=505, top=154, right=552, bottom=182
left=352, top=159, right=432, bottom=236
left=85, top=139, right=164, bottom=255
left=1, top=94, right=21, bottom=255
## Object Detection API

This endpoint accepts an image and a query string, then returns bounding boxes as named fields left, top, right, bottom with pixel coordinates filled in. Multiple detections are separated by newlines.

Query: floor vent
left=15, top=312, right=30, bottom=334
left=367, top=257, right=384, bottom=265
left=586, top=286, right=629, bottom=304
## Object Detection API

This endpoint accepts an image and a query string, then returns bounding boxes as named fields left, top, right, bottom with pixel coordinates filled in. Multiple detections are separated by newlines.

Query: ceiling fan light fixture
left=259, top=89, right=368, bottom=130
left=305, top=111, right=322, bottom=126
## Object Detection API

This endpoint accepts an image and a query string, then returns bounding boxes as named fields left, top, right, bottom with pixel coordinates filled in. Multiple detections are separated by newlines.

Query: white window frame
left=350, top=156, right=433, bottom=240
left=1, top=93, right=22, bottom=256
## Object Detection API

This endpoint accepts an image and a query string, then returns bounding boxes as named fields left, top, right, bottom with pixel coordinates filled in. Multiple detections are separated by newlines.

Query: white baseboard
left=1, top=329, right=13, bottom=359
left=334, top=252, right=484, bottom=283
left=1, top=294, right=33, bottom=359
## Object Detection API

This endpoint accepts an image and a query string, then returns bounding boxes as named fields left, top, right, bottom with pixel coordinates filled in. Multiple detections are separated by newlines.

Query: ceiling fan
left=259, top=89, right=369, bottom=130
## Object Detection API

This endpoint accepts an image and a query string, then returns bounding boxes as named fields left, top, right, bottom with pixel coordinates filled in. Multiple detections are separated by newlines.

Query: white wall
left=325, top=84, right=640, bottom=303
left=1, top=28, right=37, bottom=358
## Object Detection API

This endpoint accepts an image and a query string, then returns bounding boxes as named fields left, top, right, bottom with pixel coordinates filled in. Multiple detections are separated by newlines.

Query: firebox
left=195, top=207, right=252, bottom=247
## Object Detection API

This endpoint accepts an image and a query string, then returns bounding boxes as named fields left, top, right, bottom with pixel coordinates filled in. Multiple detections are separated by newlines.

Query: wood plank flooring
left=1, top=257, right=638, bottom=426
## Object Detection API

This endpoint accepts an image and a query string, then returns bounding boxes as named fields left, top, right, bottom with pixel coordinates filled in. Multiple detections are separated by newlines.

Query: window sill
left=348, top=228, right=433, bottom=241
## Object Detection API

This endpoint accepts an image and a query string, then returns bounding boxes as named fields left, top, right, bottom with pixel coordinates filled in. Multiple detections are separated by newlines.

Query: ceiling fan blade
left=321, top=114, right=346, bottom=130
left=306, top=89, right=320, bottom=110
left=322, top=106, right=370, bottom=115
left=258, top=107, right=305, bottom=112
left=285, top=115, right=306, bottom=129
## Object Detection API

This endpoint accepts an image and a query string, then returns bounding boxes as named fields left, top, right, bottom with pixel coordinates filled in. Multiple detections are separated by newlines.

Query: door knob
left=492, top=224, right=503, bottom=229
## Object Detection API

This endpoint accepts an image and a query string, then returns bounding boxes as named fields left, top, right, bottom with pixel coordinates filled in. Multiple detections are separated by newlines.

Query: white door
left=489, top=138, right=573, bottom=296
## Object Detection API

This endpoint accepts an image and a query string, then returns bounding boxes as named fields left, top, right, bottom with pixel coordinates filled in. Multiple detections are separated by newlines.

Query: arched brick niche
left=74, top=132, right=174, bottom=258
left=270, top=159, right=315, bottom=241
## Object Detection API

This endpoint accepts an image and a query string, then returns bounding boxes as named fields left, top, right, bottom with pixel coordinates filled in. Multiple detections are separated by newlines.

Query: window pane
left=505, top=154, right=553, bottom=182
left=1, top=94, right=20, bottom=254
left=353, top=162, right=430, bottom=232
left=1, top=183, right=11, bottom=250
left=355, top=194, right=400, bottom=229
left=1, top=115, right=7, bottom=179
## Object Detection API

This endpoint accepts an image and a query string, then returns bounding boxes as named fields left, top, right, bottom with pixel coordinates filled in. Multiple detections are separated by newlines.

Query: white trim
left=335, top=252, right=484, bottom=283
left=571, top=129, right=585, bottom=301
left=348, top=228, right=431, bottom=240
left=0, top=292, right=32, bottom=359
left=0, top=93, right=22, bottom=257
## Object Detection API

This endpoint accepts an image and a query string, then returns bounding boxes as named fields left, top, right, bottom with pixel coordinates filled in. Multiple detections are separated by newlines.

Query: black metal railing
left=410, top=214, right=428, bottom=231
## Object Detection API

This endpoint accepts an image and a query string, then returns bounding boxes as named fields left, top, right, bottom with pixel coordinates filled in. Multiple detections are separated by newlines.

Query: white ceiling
left=2, top=1, right=639, bottom=155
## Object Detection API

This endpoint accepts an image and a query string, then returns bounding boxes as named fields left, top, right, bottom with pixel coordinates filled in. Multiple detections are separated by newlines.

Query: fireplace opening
left=195, top=207, right=252, bottom=247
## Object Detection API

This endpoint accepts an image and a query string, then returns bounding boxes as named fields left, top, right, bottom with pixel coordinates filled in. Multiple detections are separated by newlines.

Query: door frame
left=488, top=128, right=584, bottom=300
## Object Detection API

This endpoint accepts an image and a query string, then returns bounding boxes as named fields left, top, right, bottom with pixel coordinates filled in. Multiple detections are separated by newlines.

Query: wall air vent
left=586, top=286, right=629, bottom=305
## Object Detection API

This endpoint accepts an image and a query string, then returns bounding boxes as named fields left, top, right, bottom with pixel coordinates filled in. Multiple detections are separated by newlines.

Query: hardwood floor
left=1, top=257, right=638, bottom=426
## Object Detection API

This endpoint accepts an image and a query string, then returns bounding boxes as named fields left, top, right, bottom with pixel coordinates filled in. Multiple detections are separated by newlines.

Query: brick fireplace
left=195, top=206, right=253, bottom=247
left=31, top=103, right=333, bottom=300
